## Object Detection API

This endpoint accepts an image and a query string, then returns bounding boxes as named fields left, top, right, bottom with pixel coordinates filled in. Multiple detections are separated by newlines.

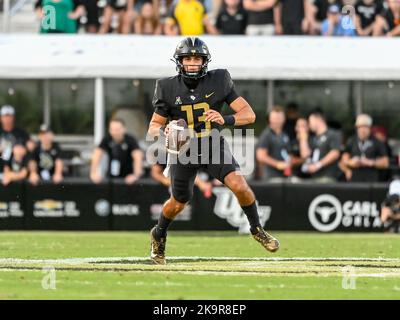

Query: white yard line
left=0, top=256, right=399, bottom=265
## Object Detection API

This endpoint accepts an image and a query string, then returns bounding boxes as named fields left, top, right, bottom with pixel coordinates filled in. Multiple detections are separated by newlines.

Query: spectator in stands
left=164, top=0, right=218, bottom=35
left=256, top=106, right=292, bottom=182
left=243, top=0, right=280, bottom=35
left=354, top=0, right=384, bottom=36
left=28, top=125, right=64, bottom=185
left=283, top=102, right=301, bottom=141
left=380, top=179, right=400, bottom=233
left=301, top=109, right=341, bottom=183
left=99, top=0, right=135, bottom=34
left=158, top=0, right=175, bottom=25
left=372, top=125, right=393, bottom=182
left=373, top=0, right=400, bottom=36
left=321, top=4, right=357, bottom=36
left=290, top=117, right=312, bottom=179
left=372, top=125, right=393, bottom=159
left=215, top=0, right=248, bottom=34
left=275, top=0, right=308, bottom=35
left=134, top=2, right=162, bottom=34
left=82, top=0, right=101, bottom=33
left=2, top=143, right=29, bottom=186
left=341, top=114, right=389, bottom=182
left=35, top=0, right=85, bottom=33
left=307, top=0, right=339, bottom=34
left=90, top=118, right=143, bottom=184
left=0, top=105, right=33, bottom=179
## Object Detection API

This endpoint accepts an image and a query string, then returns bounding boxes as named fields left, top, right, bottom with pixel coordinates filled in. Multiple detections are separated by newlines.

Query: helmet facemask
left=174, top=54, right=209, bottom=80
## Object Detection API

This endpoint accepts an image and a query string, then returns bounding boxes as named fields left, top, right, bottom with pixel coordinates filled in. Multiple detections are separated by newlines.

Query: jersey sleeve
left=152, top=79, right=170, bottom=118
left=127, top=135, right=140, bottom=152
left=98, top=137, right=109, bottom=152
left=31, top=145, right=40, bottom=162
left=329, top=131, right=341, bottom=151
left=373, top=139, right=387, bottom=158
left=256, top=129, right=270, bottom=150
left=3, top=159, right=11, bottom=170
left=222, top=70, right=240, bottom=105
left=344, top=137, right=353, bottom=154
left=53, top=143, right=62, bottom=159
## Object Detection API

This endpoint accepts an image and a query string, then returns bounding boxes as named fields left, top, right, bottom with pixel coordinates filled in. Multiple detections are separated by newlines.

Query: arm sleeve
left=223, top=70, right=240, bottom=105
left=344, top=138, right=353, bottom=154
left=4, top=159, right=12, bottom=170
left=128, top=136, right=140, bottom=152
left=152, top=80, right=170, bottom=118
left=376, top=140, right=388, bottom=158
left=329, top=132, right=341, bottom=151
left=256, top=130, right=270, bottom=150
left=53, top=143, right=62, bottom=159
left=98, top=137, right=109, bottom=152
left=31, top=146, right=40, bottom=162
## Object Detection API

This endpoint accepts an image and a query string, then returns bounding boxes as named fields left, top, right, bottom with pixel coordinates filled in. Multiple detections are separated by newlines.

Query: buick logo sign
left=308, top=194, right=343, bottom=232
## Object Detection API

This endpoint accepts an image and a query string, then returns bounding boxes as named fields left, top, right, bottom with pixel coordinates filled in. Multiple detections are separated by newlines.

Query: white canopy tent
left=0, top=35, right=399, bottom=142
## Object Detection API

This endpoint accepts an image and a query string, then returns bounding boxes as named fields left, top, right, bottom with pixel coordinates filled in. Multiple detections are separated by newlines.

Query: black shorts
left=107, top=0, right=127, bottom=10
left=283, top=22, right=302, bottom=35
left=85, top=0, right=100, bottom=26
left=169, top=136, right=240, bottom=203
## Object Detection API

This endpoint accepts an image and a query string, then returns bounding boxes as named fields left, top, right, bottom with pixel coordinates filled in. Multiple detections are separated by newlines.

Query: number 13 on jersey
left=181, top=102, right=211, bottom=137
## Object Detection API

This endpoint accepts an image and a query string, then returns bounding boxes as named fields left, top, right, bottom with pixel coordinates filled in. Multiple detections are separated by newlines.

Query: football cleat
left=252, top=226, right=280, bottom=253
left=150, top=226, right=167, bottom=265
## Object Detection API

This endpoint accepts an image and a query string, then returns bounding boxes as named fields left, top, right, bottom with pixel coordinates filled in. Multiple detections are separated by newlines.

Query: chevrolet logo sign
left=35, top=200, right=63, bottom=210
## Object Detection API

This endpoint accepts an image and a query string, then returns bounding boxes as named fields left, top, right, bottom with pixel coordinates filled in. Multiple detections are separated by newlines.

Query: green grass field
left=0, top=231, right=399, bottom=300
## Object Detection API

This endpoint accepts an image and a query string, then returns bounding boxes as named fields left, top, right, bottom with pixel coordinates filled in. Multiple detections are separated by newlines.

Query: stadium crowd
left=0, top=103, right=398, bottom=187
left=34, top=0, right=400, bottom=36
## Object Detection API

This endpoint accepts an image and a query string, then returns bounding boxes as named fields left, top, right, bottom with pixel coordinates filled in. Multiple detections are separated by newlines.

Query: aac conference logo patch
left=308, top=194, right=343, bottom=232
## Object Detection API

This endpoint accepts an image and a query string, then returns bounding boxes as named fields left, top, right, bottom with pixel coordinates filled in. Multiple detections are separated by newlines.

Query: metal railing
left=2, top=0, right=33, bottom=33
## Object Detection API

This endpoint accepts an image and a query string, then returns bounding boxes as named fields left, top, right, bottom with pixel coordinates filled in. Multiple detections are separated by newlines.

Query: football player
left=147, top=37, right=280, bottom=265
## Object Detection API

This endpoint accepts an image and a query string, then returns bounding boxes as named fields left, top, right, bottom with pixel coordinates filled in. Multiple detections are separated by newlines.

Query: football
left=165, top=119, right=190, bottom=154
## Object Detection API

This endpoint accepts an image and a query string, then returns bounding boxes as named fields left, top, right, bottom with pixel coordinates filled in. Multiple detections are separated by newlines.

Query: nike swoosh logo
left=205, top=92, right=215, bottom=99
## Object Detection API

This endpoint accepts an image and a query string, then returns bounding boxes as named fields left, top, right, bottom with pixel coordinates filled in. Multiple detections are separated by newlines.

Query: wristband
left=223, top=115, right=235, bottom=126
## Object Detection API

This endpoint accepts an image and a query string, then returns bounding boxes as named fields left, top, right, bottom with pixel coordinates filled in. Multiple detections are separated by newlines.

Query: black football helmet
left=172, top=37, right=211, bottom=80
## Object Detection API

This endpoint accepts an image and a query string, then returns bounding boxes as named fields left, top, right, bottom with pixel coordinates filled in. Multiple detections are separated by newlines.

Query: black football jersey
left=152, top=69, right=239, bottom=138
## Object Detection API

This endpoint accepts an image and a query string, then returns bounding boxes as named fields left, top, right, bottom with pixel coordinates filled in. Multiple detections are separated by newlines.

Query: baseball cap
left=328, top=4, right=340, bottom=14
left=39, top=124, right=52, bottom=133
left=355, top=114, right=372, bottom=127
left=1, top=105, right=15, bottom=116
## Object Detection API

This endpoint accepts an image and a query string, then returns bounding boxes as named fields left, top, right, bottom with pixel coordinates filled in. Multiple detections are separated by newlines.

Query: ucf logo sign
left=308, top=194, right=383, bottom=232
left=212, top=187, right=271, bottom=234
